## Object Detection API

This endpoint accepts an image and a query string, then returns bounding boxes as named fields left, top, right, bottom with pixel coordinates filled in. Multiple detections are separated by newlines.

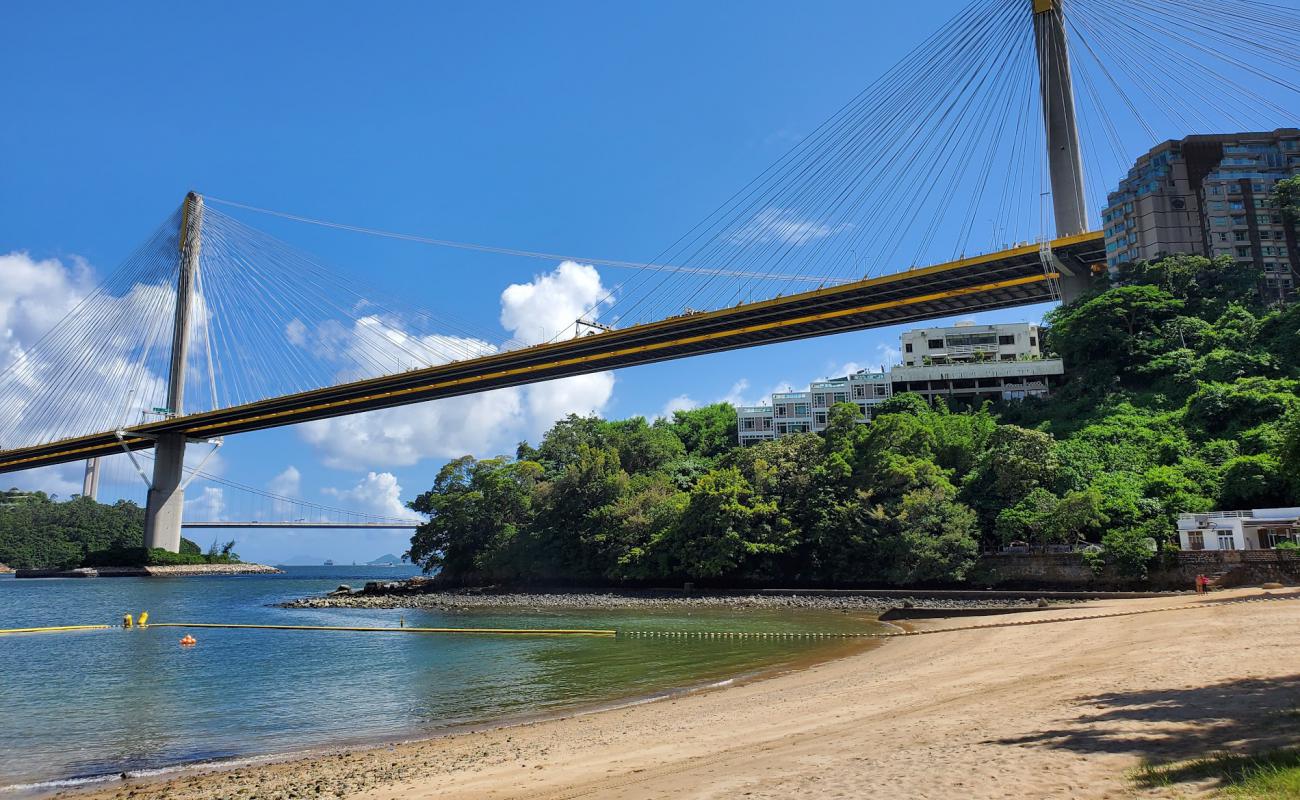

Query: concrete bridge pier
left=142, top=192, right=202, bottom=552
left=144, top=433, right=187, bottom=551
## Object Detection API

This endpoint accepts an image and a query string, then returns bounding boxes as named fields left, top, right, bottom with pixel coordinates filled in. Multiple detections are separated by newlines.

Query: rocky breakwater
left=16, top=563, right=282, bottom=578
left=283, top=577, right=1065, bottom=612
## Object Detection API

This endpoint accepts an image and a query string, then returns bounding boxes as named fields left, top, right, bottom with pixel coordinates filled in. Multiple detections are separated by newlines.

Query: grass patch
left=1134, top=750, right=1300, bottom=798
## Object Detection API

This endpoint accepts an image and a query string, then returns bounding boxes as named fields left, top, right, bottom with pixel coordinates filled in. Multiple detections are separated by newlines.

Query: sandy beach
left=61, top=587, right=1300, bottom=800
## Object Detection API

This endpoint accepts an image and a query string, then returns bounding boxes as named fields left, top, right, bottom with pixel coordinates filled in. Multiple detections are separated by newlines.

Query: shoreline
left=24, top=623, right=882, bottom=799
left=14, top=563, right=282, bottom=578
left=47, top=587, right=1300, bottom=800
left=282, top=586, right=1112, bottom=612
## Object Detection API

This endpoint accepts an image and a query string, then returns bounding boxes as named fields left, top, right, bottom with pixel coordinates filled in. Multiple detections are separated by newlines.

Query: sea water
left=0, top=567, right=882, bottom=793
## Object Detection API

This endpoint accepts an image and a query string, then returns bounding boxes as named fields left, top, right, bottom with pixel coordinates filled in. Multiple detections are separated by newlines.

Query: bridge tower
left=81, top=457, right=100, bottom=501
left=142, top=192, right=203, bottom=552
left=1032, top=0, right=1091, bottom=303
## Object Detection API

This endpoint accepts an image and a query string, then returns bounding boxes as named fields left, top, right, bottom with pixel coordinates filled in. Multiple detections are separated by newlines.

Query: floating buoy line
left=0, top=594, right=1294, bottom=640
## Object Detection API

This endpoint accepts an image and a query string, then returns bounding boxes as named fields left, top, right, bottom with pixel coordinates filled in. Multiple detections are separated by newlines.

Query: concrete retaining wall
left=972, top=551, right=1300, bottom=590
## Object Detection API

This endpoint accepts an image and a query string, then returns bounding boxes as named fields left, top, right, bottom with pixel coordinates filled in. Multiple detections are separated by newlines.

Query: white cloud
left=300, top=387, right=527, bottom=468
left=299, top=262, right=617, bottom=469
left=1, top=462, right=85, bottom=498
left=184, top=486, right=225, bottom=521
left=729, top=209, right=851, bottom=247
left=876, top=342, right=901, bottom=368
left=499, top=260, right=610, bottom=345
left=268, top=466, right=301, bottom=497
left=658, top=394, right=698, bottom=420
left=322, top=471, right=423, bottom=522
left=0, top=252, right=175, bottom=451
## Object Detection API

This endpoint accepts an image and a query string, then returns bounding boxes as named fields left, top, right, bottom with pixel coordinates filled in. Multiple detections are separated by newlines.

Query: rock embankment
left=283, top=583, right=1065, bottom=612
left=16, top=563, right=282, bottom=578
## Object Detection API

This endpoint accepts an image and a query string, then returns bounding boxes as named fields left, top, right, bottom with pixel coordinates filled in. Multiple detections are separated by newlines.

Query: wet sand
left=60, top=587, right=1300, bottom=800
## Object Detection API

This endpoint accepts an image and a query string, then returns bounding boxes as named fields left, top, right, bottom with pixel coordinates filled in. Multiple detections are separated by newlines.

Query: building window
left=1187, top=531, right=1204, bottom=551
left=998, top=335, right=1015, bottom=346
left=1237, top=246, right=1253, bottom=258
left=1235, top=231, right=1249, bottom=242
left=1268, top=530, right=1298, bottom=548
left=814, top=413, right=827, bottom=426
left=1029, top=337, right=1038, bottom=347
left=927, top=339, right=943, bottom=349
left=904, top=343, right=913, bottom=353
left=874, top=385, right=887, bottom=397
left=1217, top=533, right=1236, bottom=550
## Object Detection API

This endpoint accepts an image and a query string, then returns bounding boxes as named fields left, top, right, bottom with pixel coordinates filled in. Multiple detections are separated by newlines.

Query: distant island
left=368, top=554, right=406, bottom=565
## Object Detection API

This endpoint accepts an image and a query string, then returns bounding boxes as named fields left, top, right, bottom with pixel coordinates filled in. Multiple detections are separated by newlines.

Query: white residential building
left=1176, top=508, right=1300, bottom=551
left=900, top=322, right=1043, bottom=367
left=735, top=322, right=1061, bottom=445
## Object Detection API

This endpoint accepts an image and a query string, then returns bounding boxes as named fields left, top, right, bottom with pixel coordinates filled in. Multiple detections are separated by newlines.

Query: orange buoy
left=179, top=635, right=197, bottom=646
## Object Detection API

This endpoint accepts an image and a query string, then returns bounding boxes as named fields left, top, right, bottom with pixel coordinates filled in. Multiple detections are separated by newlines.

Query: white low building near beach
left=1176, top=508, right=1300, bottom=551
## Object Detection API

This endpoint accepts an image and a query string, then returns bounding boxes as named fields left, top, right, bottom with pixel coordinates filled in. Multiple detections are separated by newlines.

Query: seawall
left=15, top=563, right=283, bottom=578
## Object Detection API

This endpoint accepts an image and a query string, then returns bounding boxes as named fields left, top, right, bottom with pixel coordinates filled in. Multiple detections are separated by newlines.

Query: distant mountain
left=280, top=554, right=328, bottom=566
left=367, top=553, right=406, bottom=565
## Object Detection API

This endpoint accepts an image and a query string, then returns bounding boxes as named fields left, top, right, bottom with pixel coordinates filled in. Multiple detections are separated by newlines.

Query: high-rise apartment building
left=1102, top=128, right=1300, bottom=299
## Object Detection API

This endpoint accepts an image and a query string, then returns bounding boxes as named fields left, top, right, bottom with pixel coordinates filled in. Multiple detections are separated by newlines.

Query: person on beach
left=1195, top=574, right=1206, bottom=594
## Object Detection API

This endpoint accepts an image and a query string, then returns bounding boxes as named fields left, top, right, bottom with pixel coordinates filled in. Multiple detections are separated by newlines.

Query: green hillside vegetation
left=0, top=489, right=235, bottom=569
left=408, top=177, right=1300, bottom=587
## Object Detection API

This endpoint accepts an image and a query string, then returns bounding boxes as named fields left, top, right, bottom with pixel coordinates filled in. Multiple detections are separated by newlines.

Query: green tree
left=961, top=425, right=1061, bottom=540
left=663, top=403, right=737, bottom=461
left=605, top=417, right=686, bottom=474
left=407, top=457, right=541, bottom=581
left=655, top=468, right=792, bottom=580
left=1281, top=410, right=1300, bottom=498
left=1045, top=285, right=1184, bottom=381
left=1219, top=454, right=1290, bottom=509
left=1272, top=175, right=1300, bottom=225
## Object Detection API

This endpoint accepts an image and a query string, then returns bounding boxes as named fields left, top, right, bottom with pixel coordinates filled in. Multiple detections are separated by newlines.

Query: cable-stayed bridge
left=1, top=0, right=1297, bottom=550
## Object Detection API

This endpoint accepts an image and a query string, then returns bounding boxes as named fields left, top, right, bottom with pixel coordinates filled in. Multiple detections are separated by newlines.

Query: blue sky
left=3, top=1, right=1281, bottom=564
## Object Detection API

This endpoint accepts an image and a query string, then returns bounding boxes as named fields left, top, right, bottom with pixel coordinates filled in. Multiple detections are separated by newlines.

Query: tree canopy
left=408, top=253, right=1298, bottom=586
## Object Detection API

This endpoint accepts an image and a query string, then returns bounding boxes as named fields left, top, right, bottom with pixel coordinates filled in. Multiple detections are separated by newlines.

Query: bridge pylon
left=1032, top=0, right=1091, bottom=304
left=143, top=192, right=203, bottom=552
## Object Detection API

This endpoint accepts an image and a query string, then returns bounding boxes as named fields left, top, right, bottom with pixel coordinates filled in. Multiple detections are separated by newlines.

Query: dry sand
left=63, top=588, right=1300, bottom=800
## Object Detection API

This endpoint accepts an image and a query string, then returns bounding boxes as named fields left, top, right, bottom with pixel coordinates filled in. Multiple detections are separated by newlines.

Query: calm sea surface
left=0, top=567, right=882, bottom=793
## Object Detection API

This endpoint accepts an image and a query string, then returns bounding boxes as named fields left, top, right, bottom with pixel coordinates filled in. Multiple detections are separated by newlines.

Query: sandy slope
left=64, top=588, right=1300, bottom=800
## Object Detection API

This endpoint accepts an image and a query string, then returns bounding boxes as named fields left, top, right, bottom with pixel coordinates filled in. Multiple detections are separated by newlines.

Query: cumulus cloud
left=184, top=486, right=226, bottom=521
left=322, top=471, right=423, bottom=522
left=0, top=252, right=185, bottom=450
left=499, top=260, right=610, bottom=345
left=300, top=386, right=527, bottom=468
left=299, top=262, right=617, bottom=469
left=729, top=209, right=851, bottom=247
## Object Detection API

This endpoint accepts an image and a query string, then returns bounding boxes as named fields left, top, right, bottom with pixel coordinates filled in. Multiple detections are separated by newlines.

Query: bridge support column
left=143, top=192, right=202, bottom=552
left=144, top=434, right=187, bottom=551
left=1032, top=0, right=1091, bottom=304
left=81, top=458, right=100, bottom=501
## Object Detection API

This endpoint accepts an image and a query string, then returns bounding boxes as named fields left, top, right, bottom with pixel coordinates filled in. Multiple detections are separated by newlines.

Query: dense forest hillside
left=407, top=179, right=1300, bottom=587
left=0, top=490, right=221, bottom=569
